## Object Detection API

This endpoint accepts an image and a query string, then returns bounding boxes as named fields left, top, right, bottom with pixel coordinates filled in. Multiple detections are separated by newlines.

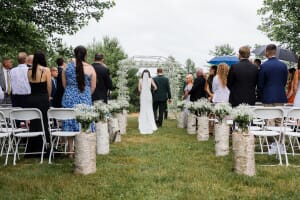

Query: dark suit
left=52, top=66, right=64, bottom=108
left=50, top=77, right=57, bottom=106
left=258, top=57, right=288, bottom=104
left=92, top=62, right=112, bottom=103
left=189, top=76, right=207, bottom=102
left=152, top=75, right=171, bottom=127
left=0, top=67, right=11, bottom=104
left=227, top=59, right=258, bottom=107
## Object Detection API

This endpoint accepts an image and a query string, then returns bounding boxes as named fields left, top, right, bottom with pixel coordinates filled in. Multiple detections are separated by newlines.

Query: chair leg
left=274, top=138, right=282, bottom=165
left=259, top=136, right=264, bottom=153
left=40, top=136, right=46, bottom=164
left=1, top=138, right=6, bottom=156
left=4, top=137, right=11, bottom=166
left=49, top=137, right=57, bottom=164
left=13, top=138, right=21, bottom=165
left=288, top=136, right=295, bottom=156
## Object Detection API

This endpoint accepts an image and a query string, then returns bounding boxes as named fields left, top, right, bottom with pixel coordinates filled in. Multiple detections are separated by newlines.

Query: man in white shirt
left=0, top=57, right=13, bottom=104
left=10, top=52, right=31, bottom=108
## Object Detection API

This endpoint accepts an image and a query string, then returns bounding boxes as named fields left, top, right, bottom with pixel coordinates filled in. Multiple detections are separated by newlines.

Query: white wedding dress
left=138, top=73, right=157, bottom=134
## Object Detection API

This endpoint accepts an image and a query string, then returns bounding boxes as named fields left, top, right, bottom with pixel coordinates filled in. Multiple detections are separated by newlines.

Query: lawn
left=0, top=116, right=299, bottom=200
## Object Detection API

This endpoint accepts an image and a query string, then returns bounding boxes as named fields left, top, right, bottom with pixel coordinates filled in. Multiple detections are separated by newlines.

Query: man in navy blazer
left=258, top=44, right=288, bottom=105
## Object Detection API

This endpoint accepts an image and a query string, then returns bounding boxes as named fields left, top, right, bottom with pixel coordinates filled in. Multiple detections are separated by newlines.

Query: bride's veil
left=141, top=72, right=150, bottom=93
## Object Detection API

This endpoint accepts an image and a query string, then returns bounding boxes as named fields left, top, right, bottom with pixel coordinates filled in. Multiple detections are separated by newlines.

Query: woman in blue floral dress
left=61, top=46, right=96, bottom=155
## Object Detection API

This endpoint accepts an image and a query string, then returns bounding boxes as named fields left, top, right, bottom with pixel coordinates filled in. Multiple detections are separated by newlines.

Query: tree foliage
left=209, top=44, right=235, bottom=56
left=185, top=58, right=196, bottom=74
left=86, top=36, right=127, bottom=98
left=0, top=0, right=115, bottom=58
left=257, top=0, right=300, bottom=53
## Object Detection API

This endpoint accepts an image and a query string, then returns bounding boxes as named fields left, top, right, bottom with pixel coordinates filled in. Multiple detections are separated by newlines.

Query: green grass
left=0, top=117, right=300, bottom=200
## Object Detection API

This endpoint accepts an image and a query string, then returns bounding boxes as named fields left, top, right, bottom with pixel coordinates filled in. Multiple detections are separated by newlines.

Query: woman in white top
left=212, top=63, right=230, bottom=103
left=138, top=69, right=158, bottom=134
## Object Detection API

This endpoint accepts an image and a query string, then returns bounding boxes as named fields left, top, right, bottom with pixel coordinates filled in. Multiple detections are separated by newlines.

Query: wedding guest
left=212, top=63, right=230, bottom=103
left=292, top=56, right=300, bottom=106
left=183, top=74, right=193, bottom=127
left=0, top=57, right=13, bottom=104
left=189, top=68, right=207, bottom=102
left=258, top=44, right=288, bottom=106
left=26, top=54, right=34, bottom=68
left=61, top=46, right=96, bottom=156
left=50, top=66, right=58, bottom=106
left=10, top=52, right=31, bottom=108
left=52, top=58, right=65, bottom=108
left=206, top=65, right=217, bottom=102
left=286, top=68, right=296, bottom=104
left=254, top=58, right=261, bottom=70
left=92, top=53, right=112, bottom=103
left=227, top=46, right=258, bottom=107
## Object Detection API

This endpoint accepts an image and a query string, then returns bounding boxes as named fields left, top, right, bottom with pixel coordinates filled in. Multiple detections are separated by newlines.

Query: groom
left=153, top=68, right=172, bottom=127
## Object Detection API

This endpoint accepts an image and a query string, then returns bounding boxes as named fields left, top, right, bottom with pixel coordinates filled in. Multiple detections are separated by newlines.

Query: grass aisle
left=0, top=116, right=300, bottom=200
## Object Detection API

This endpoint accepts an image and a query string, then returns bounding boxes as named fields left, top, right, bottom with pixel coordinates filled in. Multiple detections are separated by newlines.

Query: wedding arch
left=117, top=55, right=183, bottom=116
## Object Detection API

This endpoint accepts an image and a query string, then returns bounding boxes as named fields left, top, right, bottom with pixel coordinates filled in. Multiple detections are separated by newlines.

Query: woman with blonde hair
left=212, top=63, right=230, bottom=103
left=183, top=74, right=193, bottom=127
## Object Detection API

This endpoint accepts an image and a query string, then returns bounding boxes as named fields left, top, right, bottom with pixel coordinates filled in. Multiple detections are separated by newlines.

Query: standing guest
left=293, top=56, right=300, bottom=106
left=258, top=44, right=288, bottom=106
left=26, top=51, right=52, bottom=155
left=189, top=68, right=207, bottom=102
left=212, top=63, right=230, bottom=103
left=206, top=65, right=217, bottom=102
left=153, top=68, right=172, bottom=127
left=254, top=58, right=262, bottom=70
left=52, top=58, right=65, bottom=108
left=286, top=68, right=296, bottom=104
left=50, top=67, right=58, bottom=106
left=62, top=46, right=96, bottom=156
left=92, top=53, right=112, bottom=103
left=0, top=57, right=13, bottom=104
left=227, top=46, right=258, bottom=107
left=183, top=74, right=193, bottom=127
left=26, top=54, right=34, bottom=68
left=10, top=52, right=31, bottom=108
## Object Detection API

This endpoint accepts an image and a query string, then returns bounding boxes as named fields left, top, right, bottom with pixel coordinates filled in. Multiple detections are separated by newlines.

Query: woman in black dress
left=26, top=51, right=51, bottom=155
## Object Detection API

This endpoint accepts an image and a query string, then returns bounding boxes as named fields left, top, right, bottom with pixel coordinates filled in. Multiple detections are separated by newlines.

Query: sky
left=62, top=0, right=272, bottom=68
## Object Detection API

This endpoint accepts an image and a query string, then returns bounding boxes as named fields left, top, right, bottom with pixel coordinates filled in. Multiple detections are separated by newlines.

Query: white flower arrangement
left=107, top=100, right=122, bottom=115
left=186, top=101, right=195, bottom=112
left=231, top=104, right=254, bottom=132
left=118, top=99, right=130, bottom=109
left=193, top=98, right=213, bottom=116
left=213, top=103, right=232, bottom=123
left=93, top=100, right=110, bottom=121
left=177, top=100, right=185, bottom=111
left=74, top=104, right=98, bottom=133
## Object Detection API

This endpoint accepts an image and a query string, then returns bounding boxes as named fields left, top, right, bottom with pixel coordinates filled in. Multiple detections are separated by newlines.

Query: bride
left=138, top=69, right=158, bottom=134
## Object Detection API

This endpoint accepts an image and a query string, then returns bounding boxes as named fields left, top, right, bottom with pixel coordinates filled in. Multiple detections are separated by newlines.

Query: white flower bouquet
left=107, top=100, right=122, bottom=115
left=118, top=99, right=130, bottom=110
left=193, top=98, right=213, bottom=116
left=231, top=104, right=254, bottom=132
left=213, top=103, right=232, bottom=123
left=74, top=104, right=98, bottom=133
left=93, top=100, right=110, bottom=121
left=177, top=100, right=185, bottom=111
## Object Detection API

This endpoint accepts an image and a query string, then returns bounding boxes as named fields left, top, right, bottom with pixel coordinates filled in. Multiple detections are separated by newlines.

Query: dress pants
left=153, top=100, right=166, bottom=127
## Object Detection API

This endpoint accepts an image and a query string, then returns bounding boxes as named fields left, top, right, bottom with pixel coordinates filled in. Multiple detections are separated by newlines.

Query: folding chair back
left=47, top=108, right=76, bottom=121
left=10, top=108, right=46, bottom=165
left=0, top=111, right=11, bottom=165
left=253, top=107, right=284, bottom=120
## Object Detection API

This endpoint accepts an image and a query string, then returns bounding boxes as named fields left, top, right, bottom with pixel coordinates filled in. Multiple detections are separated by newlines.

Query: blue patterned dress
left=62, top=62, right=92, bottom=131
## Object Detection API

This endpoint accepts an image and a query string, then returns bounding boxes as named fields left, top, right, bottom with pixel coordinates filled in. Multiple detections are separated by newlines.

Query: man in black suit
left=189, top=68, right=207, bottom=102
left=153, top=68, right=172, bottom=127
left=52, top=58, right=65, bottom=108
left=92, top=53, right=112, bottom=103
left=227, top=46, right=258, bottom=107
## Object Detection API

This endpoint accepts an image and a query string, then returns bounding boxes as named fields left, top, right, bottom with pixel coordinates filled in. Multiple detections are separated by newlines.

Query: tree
left=185, top=58, right=196, bottom=74
left=0, top=0, right=115, bottom=58
left=86, top=36, right=127, bottom=98
left=209, top=44, right=235, bottom=56
left=257, top=0, right=300, bottom=53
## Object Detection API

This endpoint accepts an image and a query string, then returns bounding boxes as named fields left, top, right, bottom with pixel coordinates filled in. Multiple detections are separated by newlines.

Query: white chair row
left=249, top=107, right=300, bottom=166
left=0, top=107, right=79, bottom=165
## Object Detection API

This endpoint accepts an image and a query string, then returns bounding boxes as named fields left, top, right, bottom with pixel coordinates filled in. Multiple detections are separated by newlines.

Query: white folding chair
left=0, top=111, right=12, bottom=165
left=283, top=108, right=300, bottom=166
left=250, top=107, right=286, bottom=165
left=47, top=108, right=80, bottom=164
left=10, top=108, right=46, bottom=165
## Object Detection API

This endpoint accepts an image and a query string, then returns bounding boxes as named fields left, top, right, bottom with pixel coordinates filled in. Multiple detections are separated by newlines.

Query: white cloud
left=62, top=0, right=271, bottom=67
